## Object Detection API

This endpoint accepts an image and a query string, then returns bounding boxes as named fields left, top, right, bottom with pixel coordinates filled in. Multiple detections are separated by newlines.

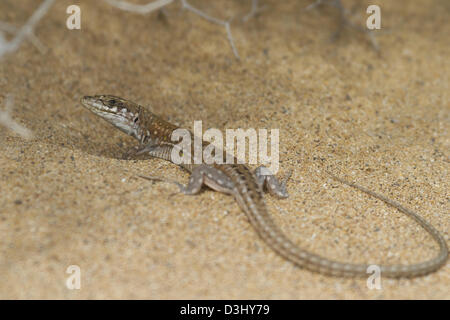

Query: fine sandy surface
left=0, top=0, right=448, bottom=299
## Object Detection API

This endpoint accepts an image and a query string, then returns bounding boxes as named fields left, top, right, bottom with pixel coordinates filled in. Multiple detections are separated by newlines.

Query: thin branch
left=306, top=0, right=345, bottom=12
left=242, top=0, right=265, bottom=22
left=0, top=96, right=33, bottom=139
left=104, top=0, right=173, bottom=14
left=0, top=0, right=54, bottom=58
left=0, top=21, right=46, bottom=54
left=225, top=21, right=239, bottom=59
left=180, top=0, right=225, bottom=26
left=104, top=0, right=241, bottom=59
left=180, top=0, right=240, bottom=59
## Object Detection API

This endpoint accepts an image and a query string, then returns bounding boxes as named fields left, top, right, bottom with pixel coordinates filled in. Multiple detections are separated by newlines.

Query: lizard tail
left=233, top=166, right=448, bottom=278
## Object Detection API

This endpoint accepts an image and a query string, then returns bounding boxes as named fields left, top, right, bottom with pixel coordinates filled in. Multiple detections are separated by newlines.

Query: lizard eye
left=133, top=115, right=139, bottom=124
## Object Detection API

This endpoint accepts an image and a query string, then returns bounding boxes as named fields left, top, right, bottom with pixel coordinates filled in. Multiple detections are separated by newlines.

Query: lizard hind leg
left=138, top=165, right=210, bottom=196
left=254, top=166, right=292, bottom=199
left=139, top=164, right=236, bottom=196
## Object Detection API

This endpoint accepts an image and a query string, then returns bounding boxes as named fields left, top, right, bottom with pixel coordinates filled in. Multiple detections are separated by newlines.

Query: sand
left=0, top=0, right=448, bottom=299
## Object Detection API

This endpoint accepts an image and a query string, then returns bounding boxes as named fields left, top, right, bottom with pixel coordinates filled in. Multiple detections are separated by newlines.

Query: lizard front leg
left=254, top=166, right=292, bottom=198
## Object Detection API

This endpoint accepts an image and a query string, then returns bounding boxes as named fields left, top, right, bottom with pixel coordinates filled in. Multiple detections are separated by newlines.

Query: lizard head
left=80, top=95, right=144, bottom=140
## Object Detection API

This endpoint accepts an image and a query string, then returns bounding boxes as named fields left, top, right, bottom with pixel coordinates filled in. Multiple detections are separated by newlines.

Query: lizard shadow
left=46, top=113, right=150, bottom=161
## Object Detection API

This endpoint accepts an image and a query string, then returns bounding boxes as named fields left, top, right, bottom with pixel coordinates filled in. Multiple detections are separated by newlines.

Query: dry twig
left=0, top=96, right=33, bottom=139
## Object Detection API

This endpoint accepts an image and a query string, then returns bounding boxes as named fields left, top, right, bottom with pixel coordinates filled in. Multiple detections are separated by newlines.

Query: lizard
left=80, top=95, right=448, bottom=278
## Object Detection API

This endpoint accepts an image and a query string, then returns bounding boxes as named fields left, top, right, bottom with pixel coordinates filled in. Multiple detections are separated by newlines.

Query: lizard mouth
left=80, top=95, right=109, bottom=113
left=80, top=95, right=139, bottom=138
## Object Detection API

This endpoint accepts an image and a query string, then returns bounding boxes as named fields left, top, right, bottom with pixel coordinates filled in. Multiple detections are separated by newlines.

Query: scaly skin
left=80, top=95, right=448, bottom=278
